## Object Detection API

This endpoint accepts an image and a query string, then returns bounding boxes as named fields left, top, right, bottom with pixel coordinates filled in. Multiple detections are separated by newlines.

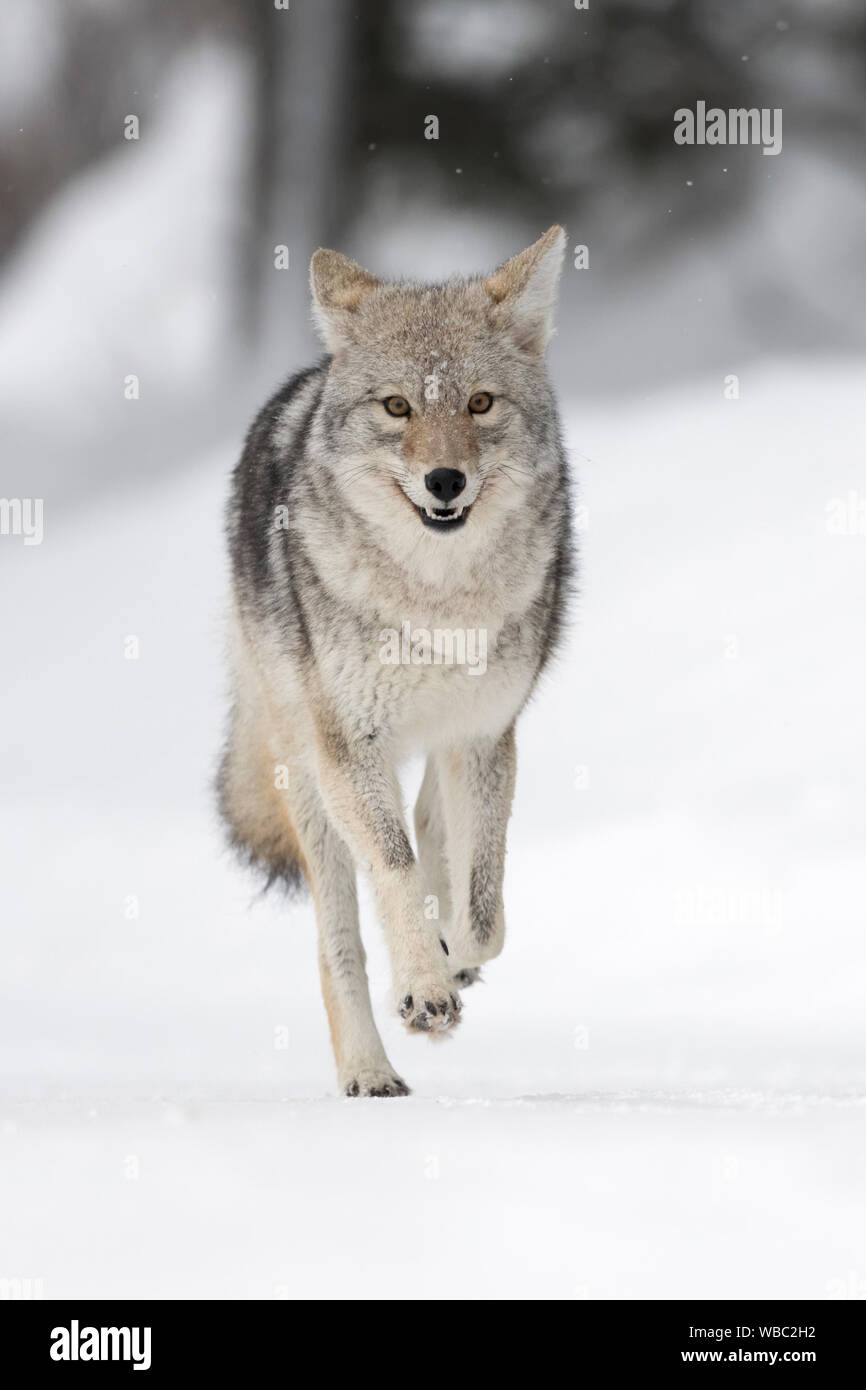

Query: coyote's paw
left=439, top=934, right=483, bottom=989
left=397, top=980, right=462, bottom=1035
left=343, top=1068, right=410, bottom=1098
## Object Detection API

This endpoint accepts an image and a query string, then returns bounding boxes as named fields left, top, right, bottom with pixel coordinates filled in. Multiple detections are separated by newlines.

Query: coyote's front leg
left=314, top=724, right=460, bottom=1035
left=435, top=726, right=517, bottom=975
left=414, top=757, right=478, bottom=989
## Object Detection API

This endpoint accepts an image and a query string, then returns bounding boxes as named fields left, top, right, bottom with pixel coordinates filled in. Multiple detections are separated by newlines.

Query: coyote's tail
left=216, top=701, right=307, bottom=896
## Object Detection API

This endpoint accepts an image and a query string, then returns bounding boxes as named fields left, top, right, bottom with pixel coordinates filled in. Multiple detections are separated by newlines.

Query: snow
left=2, top=359, right=865, bottom=1299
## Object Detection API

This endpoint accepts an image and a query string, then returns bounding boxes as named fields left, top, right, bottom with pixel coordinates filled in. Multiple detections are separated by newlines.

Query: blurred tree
left=3, top=0, right=865, bottom=329
left=246, top=0, right=350, bottom=355
left=339, top=0, right=759, bottom=236
left=0, top=0, right=230, bottom=258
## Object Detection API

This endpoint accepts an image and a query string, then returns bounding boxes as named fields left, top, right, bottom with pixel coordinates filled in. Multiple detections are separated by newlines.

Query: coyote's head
left=308, top=227, right=566, bottom=561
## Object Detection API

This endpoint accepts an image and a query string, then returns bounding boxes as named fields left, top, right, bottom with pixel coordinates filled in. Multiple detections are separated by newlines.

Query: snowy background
left=1, top=0, right=865, bottom=1300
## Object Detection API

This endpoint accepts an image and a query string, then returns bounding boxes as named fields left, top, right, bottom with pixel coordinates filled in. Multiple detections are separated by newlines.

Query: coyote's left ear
left=484, top=225, right=566, bottom=356
left=310, top=249, right=381, bottom=350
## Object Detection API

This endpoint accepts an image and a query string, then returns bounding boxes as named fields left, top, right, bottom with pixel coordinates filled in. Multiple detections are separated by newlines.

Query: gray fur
left=219, top=227, right=574, bottom=1095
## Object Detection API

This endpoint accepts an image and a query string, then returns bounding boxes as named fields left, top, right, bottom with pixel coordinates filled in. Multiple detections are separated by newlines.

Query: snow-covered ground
left=2, top=360, right=864, bottom=1299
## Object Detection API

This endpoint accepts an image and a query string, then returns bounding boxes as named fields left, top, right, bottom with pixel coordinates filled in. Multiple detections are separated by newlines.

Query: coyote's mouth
left=417, top=505, right=470, bottom=531
left=390, top=482, right=472, bottom=531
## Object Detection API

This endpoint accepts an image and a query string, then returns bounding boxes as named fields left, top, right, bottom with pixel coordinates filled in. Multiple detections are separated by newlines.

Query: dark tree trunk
left=246, top=0, right=352, bottom=369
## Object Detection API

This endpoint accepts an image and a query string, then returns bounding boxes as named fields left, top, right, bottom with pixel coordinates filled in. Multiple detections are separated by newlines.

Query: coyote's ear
left=310, top=249, right=380, bottom=350
left=483, top=225, right=566, bottom=356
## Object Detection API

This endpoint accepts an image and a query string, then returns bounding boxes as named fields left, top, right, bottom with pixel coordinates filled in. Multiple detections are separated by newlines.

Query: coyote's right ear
left=310, top=249, right=380, bottom=350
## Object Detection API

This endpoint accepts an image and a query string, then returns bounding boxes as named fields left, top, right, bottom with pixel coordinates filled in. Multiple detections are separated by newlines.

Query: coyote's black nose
left=425, top=468, right=466, bottom=502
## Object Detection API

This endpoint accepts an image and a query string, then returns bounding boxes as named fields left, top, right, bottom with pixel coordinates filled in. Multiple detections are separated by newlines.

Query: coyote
left=219, top=227, right=573, bottom=1095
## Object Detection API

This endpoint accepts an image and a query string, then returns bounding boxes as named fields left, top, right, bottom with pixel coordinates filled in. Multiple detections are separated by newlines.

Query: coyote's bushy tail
left=216, top=695, right=307, bottom=897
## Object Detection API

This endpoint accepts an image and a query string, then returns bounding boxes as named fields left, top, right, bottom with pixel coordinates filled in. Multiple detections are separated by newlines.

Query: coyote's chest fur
left=325, top=617, right=538, bottom=755
left=219, top=227, right=573, bottom=1097
left=279, top=493, right=549, bottom=751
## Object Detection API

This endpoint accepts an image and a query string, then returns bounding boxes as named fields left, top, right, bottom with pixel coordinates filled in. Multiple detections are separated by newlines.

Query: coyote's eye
left=384, top=396, right=410, bottom=418
left=468, top=391, right=493, bottom=414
